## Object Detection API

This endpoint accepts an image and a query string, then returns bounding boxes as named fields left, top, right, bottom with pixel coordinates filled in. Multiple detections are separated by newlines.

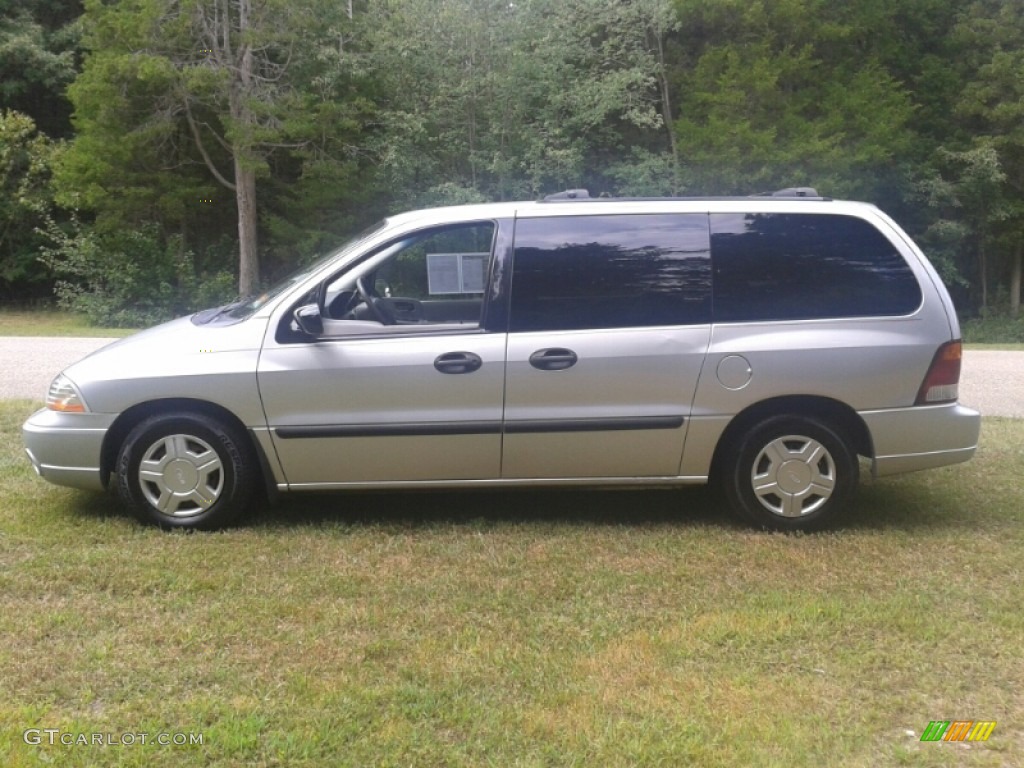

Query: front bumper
left=860, top=402, right=982, bottom=478
left=22, top=408, right=116, bottom=491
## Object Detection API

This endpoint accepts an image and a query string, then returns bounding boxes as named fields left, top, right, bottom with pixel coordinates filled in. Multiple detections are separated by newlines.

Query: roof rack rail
left=539, top=187, right=829, bottom=202
left=542, top=189, right=590, bottom=201
left=753, top=187, right=820, bottom=198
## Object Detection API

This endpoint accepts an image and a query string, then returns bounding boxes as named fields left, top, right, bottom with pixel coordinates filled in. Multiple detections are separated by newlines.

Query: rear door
left=501, top=213, right=713, bottom=479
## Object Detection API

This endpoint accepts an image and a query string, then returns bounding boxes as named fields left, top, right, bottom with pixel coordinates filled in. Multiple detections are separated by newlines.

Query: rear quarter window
left=710, top=213, right=922, bottom=322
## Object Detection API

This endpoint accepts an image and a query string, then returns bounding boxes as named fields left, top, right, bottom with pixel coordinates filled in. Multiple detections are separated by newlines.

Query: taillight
left=914, top=340, right=962, bottom=405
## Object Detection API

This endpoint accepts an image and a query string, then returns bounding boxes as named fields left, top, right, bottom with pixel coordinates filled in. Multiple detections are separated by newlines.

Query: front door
left=258, top=221, right=507, bottom=487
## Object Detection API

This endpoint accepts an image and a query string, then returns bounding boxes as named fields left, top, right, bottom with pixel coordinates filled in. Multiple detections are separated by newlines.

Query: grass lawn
left=965, top=343, right=1024, bottom=351
left=0, top=310, right=137, bottom=338
left=1, top=400, right=1021, bottom=767
left=961, top=314, right=1024, bottom=347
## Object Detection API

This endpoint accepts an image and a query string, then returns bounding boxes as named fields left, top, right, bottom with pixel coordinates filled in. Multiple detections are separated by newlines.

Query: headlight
left=46, top=374, right=89, bottom=413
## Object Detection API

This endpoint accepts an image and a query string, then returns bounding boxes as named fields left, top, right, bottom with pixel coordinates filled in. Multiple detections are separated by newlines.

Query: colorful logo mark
left=921, top=720, right=996, bottom=742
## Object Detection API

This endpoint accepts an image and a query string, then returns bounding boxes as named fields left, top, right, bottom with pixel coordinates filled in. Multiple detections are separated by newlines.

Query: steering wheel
left=356, top=275, right=396, bottom=325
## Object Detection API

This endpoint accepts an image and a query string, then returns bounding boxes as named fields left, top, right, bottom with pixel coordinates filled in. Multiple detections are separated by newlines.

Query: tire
left=721, top=415, right=857, bottom=532
left=116, top=412, right=258, bottom=530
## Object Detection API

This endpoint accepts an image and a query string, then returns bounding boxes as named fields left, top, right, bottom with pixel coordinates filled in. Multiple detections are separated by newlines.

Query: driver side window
left=325, top=222, right=495, bottom=331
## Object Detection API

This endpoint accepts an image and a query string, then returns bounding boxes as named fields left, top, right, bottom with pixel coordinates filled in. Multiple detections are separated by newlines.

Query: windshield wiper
left=192, top=297, right=250, bottom=325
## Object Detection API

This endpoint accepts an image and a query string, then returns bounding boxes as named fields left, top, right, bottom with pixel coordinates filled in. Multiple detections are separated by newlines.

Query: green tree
left=914, top=145, right=1009, bottom=310
left=0, top=0, right=82, bottom=138
left=0, top=2, right=82, bottom=299
left=0, top=110, right=55, bottom=296
left=951, top=0, right=1024, bottom=315
left=39, top=217, right=236, bottom=326
left=670, top=0, right=916, bottom=199
left=363, top=0, right=673, bottom=203
left=57, top=0, right=363, bottom=295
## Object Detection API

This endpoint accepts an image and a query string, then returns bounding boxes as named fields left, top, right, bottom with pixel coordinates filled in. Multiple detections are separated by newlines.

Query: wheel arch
left=100, top=398, right=271, bottom=497
left=709, top=395, right=873, bottom=483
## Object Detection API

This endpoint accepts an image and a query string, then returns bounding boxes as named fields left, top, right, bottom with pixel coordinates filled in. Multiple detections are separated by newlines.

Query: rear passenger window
left=509, top=214, right=712, bottom=332
left=710, top=213, right=922, bottom=322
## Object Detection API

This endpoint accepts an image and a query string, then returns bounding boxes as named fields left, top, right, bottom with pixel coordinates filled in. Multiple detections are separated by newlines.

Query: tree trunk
left=1011, top=241, right=1022, bottom=318
left=652, top=29, right=679, bottom=194
left=233, top=0, right=259, bottom=296
left=234, top=159, right=259, bottom=296
left=979, top=237, right=988, bottom=314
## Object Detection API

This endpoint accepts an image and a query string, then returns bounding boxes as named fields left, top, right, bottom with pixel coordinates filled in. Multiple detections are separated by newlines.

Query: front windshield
left=224, top=220, right=388, bottom=319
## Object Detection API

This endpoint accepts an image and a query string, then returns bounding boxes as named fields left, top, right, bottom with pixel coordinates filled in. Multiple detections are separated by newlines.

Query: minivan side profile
left=23, top=190, right=981, bottom=531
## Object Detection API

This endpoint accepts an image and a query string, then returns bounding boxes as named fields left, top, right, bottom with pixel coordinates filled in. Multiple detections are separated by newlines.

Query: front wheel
left=722, top=415, right=858, bottom=532
left=116, top=412, right=258, bottom=530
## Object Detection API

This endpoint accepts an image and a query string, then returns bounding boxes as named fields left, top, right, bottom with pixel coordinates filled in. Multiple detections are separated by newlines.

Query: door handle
left=434, top=351, right=483, bottom=374
left=529, top=347, right=578, bottom=371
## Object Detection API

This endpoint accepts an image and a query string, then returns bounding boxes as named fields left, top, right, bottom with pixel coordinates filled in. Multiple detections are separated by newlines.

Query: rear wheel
left=722, top=415, right=857, bottom=531
left=116, top=412, right=258, bottom=530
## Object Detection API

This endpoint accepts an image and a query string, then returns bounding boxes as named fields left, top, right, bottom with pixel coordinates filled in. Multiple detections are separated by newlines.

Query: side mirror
left=293, top=304, right=324, bottom=337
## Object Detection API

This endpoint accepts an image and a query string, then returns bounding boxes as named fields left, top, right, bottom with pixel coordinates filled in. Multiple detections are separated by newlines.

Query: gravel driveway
left=958, top=350, right=1024, bottom=418
left=2, top=337, right=116, bottom=402
left=1, top=336, right=1021, bottom=417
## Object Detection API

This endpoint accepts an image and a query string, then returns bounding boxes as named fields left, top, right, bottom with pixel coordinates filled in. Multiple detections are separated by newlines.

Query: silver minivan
left=23, top=190, right=981, bottom=531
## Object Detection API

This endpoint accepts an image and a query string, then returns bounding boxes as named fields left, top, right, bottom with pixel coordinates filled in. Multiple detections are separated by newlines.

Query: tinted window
left=711, top=213, right=922, bottom=322
left=510, top=214, right=712, bottom=332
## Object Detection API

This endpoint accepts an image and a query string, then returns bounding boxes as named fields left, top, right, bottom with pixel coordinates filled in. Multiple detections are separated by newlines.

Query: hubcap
left=138, top=434, right=224, bottom=517
left=751, top=435, right=836, bottom=518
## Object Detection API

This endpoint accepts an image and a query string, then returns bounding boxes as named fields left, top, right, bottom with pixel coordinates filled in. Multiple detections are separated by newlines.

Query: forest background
left=1, top=0, right=1022, bottom=328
